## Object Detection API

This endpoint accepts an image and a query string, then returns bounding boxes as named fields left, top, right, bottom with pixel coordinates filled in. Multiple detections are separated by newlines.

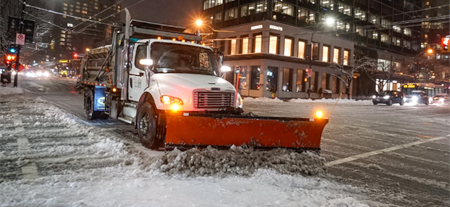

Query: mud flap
left=165, top=113, right=328, bottom=151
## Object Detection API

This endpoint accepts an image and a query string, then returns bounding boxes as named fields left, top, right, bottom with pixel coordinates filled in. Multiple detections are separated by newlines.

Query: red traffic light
left=442, top=37, right=449, bottom=46
left=73, top=53, right=78, bottom=58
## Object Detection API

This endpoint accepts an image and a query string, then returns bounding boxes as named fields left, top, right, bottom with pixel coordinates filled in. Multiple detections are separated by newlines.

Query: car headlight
left=383, top=95, right=390, bottom=99
left=236, top=93, right=243, bottom=108
left=11, top=71, right=16, bottom=76
left=44, top=71, right=49, bottom=77
left=372, top=95, right=376, bottom=99
left=36, top=71, right=42, bottom=76
left=412, top=96, right=418, bottom=101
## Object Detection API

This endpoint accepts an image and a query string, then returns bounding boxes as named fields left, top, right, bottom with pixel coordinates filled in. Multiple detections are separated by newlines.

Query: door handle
left=139, top=72, right=144, bottom=77
left=130, top=78, right=133, bottom=88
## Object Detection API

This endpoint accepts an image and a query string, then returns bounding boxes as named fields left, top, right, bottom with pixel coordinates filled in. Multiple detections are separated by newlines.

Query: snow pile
left=243, top=97, right=284, bottom=103
left=0, top=86, right=23, bottom=96
left=243, top=97, right=372, bottom=105
left=147, top=146, right=326, bottom=177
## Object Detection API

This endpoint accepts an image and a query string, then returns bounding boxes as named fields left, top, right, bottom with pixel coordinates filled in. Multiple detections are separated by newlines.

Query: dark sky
left=119, top=0, right=203, bottom=29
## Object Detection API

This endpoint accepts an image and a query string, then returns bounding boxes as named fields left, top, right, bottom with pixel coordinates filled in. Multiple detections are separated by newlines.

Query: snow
left=0, top=87, right=383, bottom=207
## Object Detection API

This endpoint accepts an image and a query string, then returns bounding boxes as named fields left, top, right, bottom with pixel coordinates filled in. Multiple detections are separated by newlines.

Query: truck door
left=128, top=44, right=148, bottom=102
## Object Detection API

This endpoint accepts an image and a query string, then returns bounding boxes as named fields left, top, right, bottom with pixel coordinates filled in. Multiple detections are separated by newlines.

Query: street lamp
left=86, top=48, right=90, bottom=52
left=427, top=48, right=433, bottom=54
left=307, top=17, right=335, bottom=96
left=196, top=20, right=202, bottom=27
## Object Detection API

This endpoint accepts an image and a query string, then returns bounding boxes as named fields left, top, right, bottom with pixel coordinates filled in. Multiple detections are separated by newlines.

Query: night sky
left=119, top=0, right=203, bottom=29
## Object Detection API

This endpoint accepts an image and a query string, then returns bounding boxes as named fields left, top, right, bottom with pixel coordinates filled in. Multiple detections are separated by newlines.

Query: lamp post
left=307, top=17, right=335, bottom=96
left=413, top=48, right=433, bottom=81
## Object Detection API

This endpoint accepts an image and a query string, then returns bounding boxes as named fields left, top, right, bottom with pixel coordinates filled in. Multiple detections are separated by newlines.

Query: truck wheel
left=400, top=100, right=404, bottom=106
left=84, top=89, right=101, bottom=120
left=137, top=103, right=163, bottom=149
left=387, top=100, right=393, bottom=106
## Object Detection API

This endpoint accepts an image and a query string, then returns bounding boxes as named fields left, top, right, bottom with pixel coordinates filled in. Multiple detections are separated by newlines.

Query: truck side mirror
left=139, top=59, right=153, bottom=66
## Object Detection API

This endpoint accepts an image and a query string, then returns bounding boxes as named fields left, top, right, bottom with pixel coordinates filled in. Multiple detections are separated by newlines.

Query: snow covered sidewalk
left=0, top=91, right=382, bottom=206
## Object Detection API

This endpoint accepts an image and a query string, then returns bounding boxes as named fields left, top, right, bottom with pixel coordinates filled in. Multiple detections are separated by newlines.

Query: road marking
left=326, top=135, right=449, bottom=167
left=12, top=108, right=39, bottom=179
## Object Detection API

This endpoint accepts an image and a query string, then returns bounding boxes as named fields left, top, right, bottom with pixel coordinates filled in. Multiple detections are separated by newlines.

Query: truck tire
left=84, top=89, right=101, bottom=120
left=137, top=103, right=163, bottom=149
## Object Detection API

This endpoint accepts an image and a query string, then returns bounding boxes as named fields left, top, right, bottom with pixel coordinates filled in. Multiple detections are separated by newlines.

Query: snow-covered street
left=1, top=84, right=449, bottom=207
left=0, top=87, right=376, bottom=207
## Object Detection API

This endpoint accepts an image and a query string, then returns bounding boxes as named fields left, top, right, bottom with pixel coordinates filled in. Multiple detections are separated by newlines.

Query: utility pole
left=14, top=0, right=26, bottom=87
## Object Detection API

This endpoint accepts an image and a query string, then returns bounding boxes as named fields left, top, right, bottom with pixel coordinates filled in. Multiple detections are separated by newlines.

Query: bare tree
left=329, top=56, right=377, bottom=99
left=0, top=0, right=52, bottom=59
left=364, top=60, right=397, bottom=93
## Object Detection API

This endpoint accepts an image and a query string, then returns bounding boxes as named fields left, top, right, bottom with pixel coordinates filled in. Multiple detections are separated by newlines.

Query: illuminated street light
left=86, top=48, right=90, bottom=52
left=196, top=20, right=202, bottom=26
left=427, top=48, right=433, bottom=54
left=325, top=17, right=335, bottom=26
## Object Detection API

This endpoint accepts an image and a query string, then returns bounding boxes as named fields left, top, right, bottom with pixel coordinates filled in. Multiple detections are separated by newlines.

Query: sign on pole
left=16, top=33, right=25, bottom=45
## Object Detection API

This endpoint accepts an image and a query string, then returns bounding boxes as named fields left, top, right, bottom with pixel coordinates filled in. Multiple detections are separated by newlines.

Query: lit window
left=298, top=41, right=305, bottom=59
left=269, top=35, right=278, bottom=54
left=393, top=25, right=401, bottom=33
left=273, top=0, right=294, bottom=16
left=322, top=46, right=329, bottom=62
left=381, top=33, right=389, bottom=43
left=61, top=30, right=66, bottom=34
left=254, top=35, right=262, bottom=53
left=242, top=37, right=248, bottom=54
left=214, top=12, right=222, bottom=23
left=83, top=3, right=87, bottom=6
left=60, top=42, right=65, bottom=46
left=230, top=39, right=237, bottom=55
left=333, top=48, right=340, bottom=64
left=320, top=0, right=334, bottom=9
left=404, top=28, right=411, bottom=36
left=224, top=8, right=237, bottom=20
left=60, top=38, right=65, bottom=42
left=338, top=3, right=351, bottom=16
left=343, top=50, right=349, bottom=65
left=67, top=23, right=73, bottom=27
left=61, top=34, right=66, bottom=38
left=76, top=9, right=80, bottom=13
left=76, top=2, right=80, bottom=5
left=354, top=9, right=366, bottom=20
left=82, top=11, right=87, bottom=14
left=356, top=27, right=364, bottom=36
left=63, top=3, right=68, bottom=6
left=284, top=38, right=292, bottom=56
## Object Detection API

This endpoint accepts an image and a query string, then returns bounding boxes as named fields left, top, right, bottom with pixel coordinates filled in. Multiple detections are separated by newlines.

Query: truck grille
left=194, top=91, right=234, bottom=109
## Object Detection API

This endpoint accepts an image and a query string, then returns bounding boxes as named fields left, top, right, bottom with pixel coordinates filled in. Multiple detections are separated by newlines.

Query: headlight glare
left=160, top=95, right=184, bottom=105
left=383, top=95, right=390, bottom=99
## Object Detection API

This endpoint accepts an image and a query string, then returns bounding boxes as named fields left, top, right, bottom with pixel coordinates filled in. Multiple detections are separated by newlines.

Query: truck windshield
left=151, top=42, right=219, bottom=76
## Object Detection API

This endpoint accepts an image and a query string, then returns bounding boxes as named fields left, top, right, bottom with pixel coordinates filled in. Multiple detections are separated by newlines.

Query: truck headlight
left=383, top=95, right=390, bottom=99
left=160, top=95, right=184, bottom=105
left=372, top=95, right=376, bottom=99
left=412, top=96, right=418, bottom=101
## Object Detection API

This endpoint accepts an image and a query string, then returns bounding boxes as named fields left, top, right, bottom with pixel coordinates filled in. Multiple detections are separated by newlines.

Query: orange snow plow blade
left=165, top=113, right=328, bottom=151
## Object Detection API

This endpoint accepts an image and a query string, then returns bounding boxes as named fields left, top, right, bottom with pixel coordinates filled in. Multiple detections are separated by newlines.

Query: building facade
left=202, top=0, right=431, bottom=99
left=51, top=0, right=119, bottom=61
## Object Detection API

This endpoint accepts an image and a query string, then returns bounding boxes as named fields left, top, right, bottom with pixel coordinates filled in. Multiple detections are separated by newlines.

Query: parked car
left=431, top=94, right=450, bottom=105
left=372, top=90, right=405, bottom=106
left=405, top=91, right=430, bottom=105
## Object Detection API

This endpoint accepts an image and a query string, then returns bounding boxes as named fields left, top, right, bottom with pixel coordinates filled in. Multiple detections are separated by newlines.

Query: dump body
left=165, top=113, right=328, bottom=151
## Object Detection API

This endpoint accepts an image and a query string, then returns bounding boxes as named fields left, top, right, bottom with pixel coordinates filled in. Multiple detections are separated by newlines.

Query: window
left=134, top=45, right=147, bottom=70
left=296, top=70, right=303, bottom=92
left=214, top=12, right=222, bottom=23
left=60, top=42, right=65, bottom=46
left=369, top=14, right=378, bottom=24
left=269, top=35, right=278, bottom=54
left=61, top=34, right=66, bottom=38
left=82, top=10, right=87, bottom=14
left=203, top=0, right=223, bottom=9
left=336, top=21, right=344, bottom=30
left=254, top=34, right=262, bottom=53
left=273, top=0, right=294, bottom=16
left=333, top=48, right=340, bottom=64
left=230, top=39, right=237, bottom=55
left=381, top=33, right=389, bottom=43
left=241, top=5, right=249, bottom=17
left=320, top=0, right=334, bottom=10
left=422, top=22, right=430, bottom=29
left=266, top=67, right=278, bottom=92
left=250, top=66, right=261, bottom=90
left=354, top=9, right=366, bottom=20
left=224, top=8, right=238, bottom=20
left=404, top=40, right=411, bottom=49
left=343, top=50, right=349, bottom=65
left=356, top=27, right=365, bottom=36
left=322, top=46, right=329, bottom=62
left=380, top=19, right=391, bottom=29
left=241, top=37, right=248, bottom=54
left=298, top=8, right=315, bottom=24
left=393, top=25, right=401, bottom=33
left=404, top=28, right=411, bottom=36
left=392, top=37, right=401, bottom=46
left=236, top=66, right=247, bottom=89
left=284, top=38, right=293, bottom=56
left=369, top=31, right=378, bottom=40
left=338, top=3, right=351, bottom=16
left=60, top=38, right=65, bottom=42
left=298, top=41, right=306, bottom=59
left=312, top=43, right=319, bottom=60
left=63, top=3, right=68, bottom=6
left=61, top=30, right=66, bottom=34
left=282, top=68, right=293, bottom=92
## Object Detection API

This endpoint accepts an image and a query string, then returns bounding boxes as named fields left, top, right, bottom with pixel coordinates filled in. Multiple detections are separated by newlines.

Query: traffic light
left=73, top=53, right=78, bottom=58
left=8, top=44, right=17, bottom=54
left=441, top=36, right=449, bottom=53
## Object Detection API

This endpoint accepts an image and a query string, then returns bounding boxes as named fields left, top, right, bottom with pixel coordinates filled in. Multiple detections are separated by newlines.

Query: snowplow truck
left=81, top=9, right=328, bottom=151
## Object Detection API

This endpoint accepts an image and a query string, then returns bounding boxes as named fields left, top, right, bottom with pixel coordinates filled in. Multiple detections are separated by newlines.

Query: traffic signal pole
left=14, top=0, right=26, bottom=87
